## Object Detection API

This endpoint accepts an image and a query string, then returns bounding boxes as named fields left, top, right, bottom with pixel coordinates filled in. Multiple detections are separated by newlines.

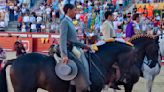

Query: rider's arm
left=60, top=21, right=68, bottom=57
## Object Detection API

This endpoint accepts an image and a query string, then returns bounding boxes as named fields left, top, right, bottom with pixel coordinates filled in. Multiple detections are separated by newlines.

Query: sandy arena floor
left=5, top=52, right=164, bottom=92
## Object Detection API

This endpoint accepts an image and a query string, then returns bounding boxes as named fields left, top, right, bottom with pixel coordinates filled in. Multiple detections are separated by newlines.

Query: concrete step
left=7, top=21, right=18, bottom=29
left=6, top=28, right=18, bottom=32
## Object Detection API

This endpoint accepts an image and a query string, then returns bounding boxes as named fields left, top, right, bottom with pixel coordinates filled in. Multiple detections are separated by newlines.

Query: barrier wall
left=0, top=32, right=59, bottom=52
left=0, top=32, right=83, bottom=52
left=0, top=36, right=33, bottom=52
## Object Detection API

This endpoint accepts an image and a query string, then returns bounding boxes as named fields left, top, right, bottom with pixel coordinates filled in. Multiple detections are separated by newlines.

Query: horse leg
left=145, top=76, right=155, bottom=92
left=124, top=84, right=134, bottom=92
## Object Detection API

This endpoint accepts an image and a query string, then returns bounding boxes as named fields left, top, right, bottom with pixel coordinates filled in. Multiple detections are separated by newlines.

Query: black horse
left=112, top=35, right=161, bottom=92
left=0, top=41, right=138, bottom=92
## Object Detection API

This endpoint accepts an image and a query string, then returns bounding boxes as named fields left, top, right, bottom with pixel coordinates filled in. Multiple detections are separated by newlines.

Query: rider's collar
left=65, top=15, right=73, bottom=22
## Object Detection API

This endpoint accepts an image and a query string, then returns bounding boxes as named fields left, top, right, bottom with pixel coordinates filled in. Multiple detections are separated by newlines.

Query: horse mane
left=128, top=34, right=155, bottom=42
left=104, top=38, right=134, bottom=47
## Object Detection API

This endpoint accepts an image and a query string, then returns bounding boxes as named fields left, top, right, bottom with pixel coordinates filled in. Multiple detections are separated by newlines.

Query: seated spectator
left=50, top=23, right=55, bottom=33
left=21, top=22, right=26, bottom=32
left=29, top=13, right=36, bottom=23
left=37, top=15, right=42, bottom=23
left=41, top=22, right=46, bottom=32
left=36, top=23, right=41, bottom=32
left=31, top=22, right=37, bottom=32
left=40, top=3, right=45, bottom=11
left=46, top=21, right=51, bottom=32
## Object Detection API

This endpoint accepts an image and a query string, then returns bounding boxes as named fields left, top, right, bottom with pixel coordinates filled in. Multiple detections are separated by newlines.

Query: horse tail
left=0, top=59, right=15, bottom=92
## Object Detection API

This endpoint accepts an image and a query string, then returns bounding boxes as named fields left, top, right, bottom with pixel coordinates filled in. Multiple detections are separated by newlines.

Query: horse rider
left=100, top=10, right=121, bottom=90
left=59, top=4, right=91, bottom=92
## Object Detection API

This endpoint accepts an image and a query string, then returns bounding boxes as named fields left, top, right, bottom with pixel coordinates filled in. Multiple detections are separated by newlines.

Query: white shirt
left=31, top=24, right=36, bottom=29
left=52, top=11, right=56, bottom=15
left=0, top=21, right=5, bottom=27
left=23, top=16, right=30, bottom=23
left=100, top=20, right=116, bottom=39
left=37, top=16, right=42, bottom=23
left=133, top=21, right=141, bottom=31
left=41, top=24, right=46, bottom=29
left=21, top=8, right=26, bottom=13
left=36, top=10, right=43, bottom=16
left=46, top=7, right=51, bottom=15
left=40, top=5, right=45, bottom=11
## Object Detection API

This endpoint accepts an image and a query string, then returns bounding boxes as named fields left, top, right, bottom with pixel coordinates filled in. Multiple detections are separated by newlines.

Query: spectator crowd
left=5, top=0, right=164, bottom=38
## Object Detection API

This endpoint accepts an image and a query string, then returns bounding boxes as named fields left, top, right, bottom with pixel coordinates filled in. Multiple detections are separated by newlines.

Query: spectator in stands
left=143, top=5, right=148, bottom=17
left=9, top=5, right=15, bottom=21
left=21, top=4, right=27, bottom=14
left=14, top=4, right=19, bottom=21
left=29, top=13, right=36, bottom=23
left=41, top=22, right=46, bottom=32
left=126, top=14, right=135, bottom=38
left=17, top=13, right=23, bottom=31
left=141, top=19, right=148, bottom=34
left=37, top=15, right=42, bottom=24
left=31, top=22, right=37, bottom=32
left=147, top=4, right=154, bottom=19
left=23, top=13, right=30, bottom=26
left=21, top=22, right=26, bottom=32
left=45, top=5, right=52, bottom=21
left=137, top=6, right=143, bottom=14
left=133, top=13, right=142, bottom=34
left=46, top=20, right=51, bottom=32
left=50, top=21, right=56, bottom=33
left=40, top=3, right=45, bottom=11
left=133, top=5, right=137, bottom=14
left=36, top=22, right=41, bottom=32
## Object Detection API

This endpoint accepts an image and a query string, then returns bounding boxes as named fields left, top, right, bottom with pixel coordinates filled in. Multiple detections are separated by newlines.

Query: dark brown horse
left=0, top=41, right=138, bottom=92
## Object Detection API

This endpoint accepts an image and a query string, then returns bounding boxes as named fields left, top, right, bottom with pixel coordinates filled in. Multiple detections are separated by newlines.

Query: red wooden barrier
left=0, top=36, right=33, bottom=52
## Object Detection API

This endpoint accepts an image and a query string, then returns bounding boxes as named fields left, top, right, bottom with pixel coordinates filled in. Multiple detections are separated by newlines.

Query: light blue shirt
left=63, top=0, right=75, bottom=5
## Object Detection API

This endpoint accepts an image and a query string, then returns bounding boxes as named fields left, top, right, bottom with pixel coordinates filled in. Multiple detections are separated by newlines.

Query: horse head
left=93, top=41, right=138, bottom=82
left=129, top=34, right=161, bottom=68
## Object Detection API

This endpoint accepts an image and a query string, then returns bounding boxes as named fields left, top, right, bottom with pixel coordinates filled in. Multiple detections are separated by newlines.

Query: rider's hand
left=62, top=56, right=68, bottom=64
